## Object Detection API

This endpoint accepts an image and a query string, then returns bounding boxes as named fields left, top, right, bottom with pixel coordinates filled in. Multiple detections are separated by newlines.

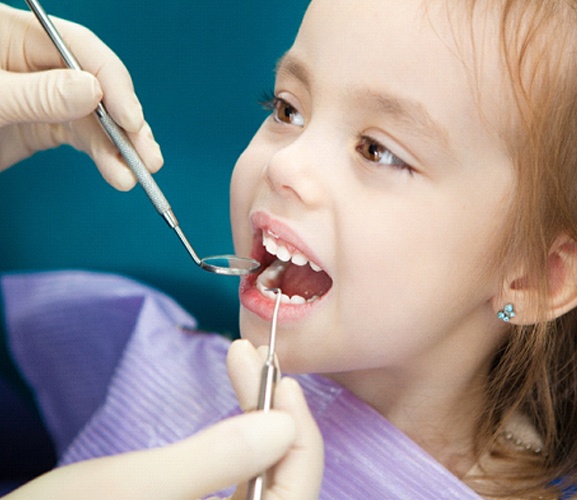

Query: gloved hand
left=0, top=3, right=163, bottom=190
left=227, top=339, right=325, bottom=499
left=6, top=340, right=323, bottom=500
left=6, top=411, right=301, bottom=499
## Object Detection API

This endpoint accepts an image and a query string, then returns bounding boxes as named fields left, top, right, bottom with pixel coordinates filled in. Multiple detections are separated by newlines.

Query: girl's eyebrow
left=349, top=90, right=451, bottom=149
left=275, top=52, right=451, bottom=151
left=275, top=52, right=312, bottom=87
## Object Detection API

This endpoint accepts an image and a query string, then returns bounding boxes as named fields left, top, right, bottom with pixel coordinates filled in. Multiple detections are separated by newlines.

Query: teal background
left=0, top=0, right=310, bottom=335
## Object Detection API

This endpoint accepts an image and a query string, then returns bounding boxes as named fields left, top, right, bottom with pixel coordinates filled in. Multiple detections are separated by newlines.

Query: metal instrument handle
left=25, top=0, right=175, bottom=222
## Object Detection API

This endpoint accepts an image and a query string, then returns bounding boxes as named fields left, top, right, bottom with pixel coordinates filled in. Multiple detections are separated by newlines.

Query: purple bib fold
left=2, top=271, right=481, bottom=499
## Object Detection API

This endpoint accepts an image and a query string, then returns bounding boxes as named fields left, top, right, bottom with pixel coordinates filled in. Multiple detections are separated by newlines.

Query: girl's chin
left=237, top=325, right=326, bottom=375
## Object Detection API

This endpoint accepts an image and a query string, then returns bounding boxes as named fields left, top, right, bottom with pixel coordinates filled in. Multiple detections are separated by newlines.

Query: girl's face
left=231, top=0, right=515, bottom=378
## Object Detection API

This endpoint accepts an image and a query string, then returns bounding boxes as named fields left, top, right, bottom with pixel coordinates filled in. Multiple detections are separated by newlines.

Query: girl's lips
left=238, top=211, right=331, bottom=322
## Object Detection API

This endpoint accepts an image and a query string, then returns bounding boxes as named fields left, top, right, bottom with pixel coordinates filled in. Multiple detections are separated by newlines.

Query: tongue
left=279, top=262, right=333, bottom=299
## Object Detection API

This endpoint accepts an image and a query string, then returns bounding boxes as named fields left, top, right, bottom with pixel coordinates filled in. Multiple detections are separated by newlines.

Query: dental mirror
left=199, top=256, right=261, bottom=276
left=176, top=241, right=260, bottom=277
left=174, top=225, right=260, bottom=276
left=25, top=0, right=261, bottom=277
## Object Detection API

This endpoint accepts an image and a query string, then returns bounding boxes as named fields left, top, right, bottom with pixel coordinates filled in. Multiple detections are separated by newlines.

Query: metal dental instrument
left=25, top=0, right=261, bottom=277
left=246, top=288, right=282, bottom=500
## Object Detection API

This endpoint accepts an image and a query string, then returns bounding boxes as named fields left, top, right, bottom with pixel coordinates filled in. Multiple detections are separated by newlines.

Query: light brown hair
left=453, top=1, right=577, bottom=497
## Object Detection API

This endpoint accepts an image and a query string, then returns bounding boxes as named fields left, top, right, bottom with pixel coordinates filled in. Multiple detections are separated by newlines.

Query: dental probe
left=246, top=288, right=282, bottom=500
left=25, top=0, right=260, bottom=276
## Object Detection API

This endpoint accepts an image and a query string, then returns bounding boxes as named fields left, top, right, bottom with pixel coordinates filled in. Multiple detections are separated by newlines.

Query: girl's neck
left=325, top=361, right=491, bottom=477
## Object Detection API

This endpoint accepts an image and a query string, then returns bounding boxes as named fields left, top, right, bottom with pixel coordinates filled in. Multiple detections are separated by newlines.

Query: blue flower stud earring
left=497, top=303, right=516, bottom=323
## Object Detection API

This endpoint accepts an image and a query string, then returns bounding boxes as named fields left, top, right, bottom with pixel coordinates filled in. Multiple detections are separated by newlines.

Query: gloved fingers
left=17, top=114, right=139, bottom=190
left=39, top=15, right=145, bottom=133
left=66, top=115, right=163, bottom=191
left=83, top=123, right=141, bottom=191
left=155, top=411, right=297, bottom=499
left=0, top=121, right=67, bottom=172
left=1, top=114, right=163, bottom=190
left=0, top=4, right=163, bottom=187
left=10, top=411, right=297, bottom=500
left=227, top=339, right=267, bottom=412
left=228, top=376, right=324, bottom=500
left=3, top=4, right=146, bottom=134
left=0, top=69, right=102, bottom=127
left=125, top=122, right=164, bottom=174
left=0, top=4, right=58, bottom=72
left=227, top=341, right=323, bottom=500
left=265, top=377, right=324, bottom=500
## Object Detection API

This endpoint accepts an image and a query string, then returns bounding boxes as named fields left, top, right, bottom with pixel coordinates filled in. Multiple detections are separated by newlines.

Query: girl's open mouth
left=255, top=229, right=333, bottom=304
left=240, top=224, right=333, bottom=319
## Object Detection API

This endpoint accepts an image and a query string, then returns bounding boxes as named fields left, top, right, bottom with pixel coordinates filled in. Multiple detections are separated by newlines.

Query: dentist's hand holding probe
left=7, top=340, right=323, bottom=499
left=226, top=339, right=324, bottom=500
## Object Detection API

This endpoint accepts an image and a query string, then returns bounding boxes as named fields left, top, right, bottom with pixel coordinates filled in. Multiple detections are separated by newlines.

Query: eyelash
left=259, top=90, right=277, bottom=111
left=260, top=90, right=304, bottom=127
left=356, top=136, right=413, bottom=173
left=258, top=90, right=414, bottom=174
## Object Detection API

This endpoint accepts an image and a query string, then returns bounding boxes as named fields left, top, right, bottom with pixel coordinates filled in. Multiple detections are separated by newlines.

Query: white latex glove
left=227, top=339, right=324, bottom=500
left=7, top=341, right=323, bottom=499
left=0, top=3, right=163, bottom=190
left=6, top=411, right=299, bottom=499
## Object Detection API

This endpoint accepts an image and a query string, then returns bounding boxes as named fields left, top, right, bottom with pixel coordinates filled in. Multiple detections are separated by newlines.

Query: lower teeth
left=256, top=277, right=318, bottom=304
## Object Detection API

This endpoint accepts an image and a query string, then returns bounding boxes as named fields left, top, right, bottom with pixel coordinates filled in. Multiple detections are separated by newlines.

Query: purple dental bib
left=2, top=270, right=481, bottom=499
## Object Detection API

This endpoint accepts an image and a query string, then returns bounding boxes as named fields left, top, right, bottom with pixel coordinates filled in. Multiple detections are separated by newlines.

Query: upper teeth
left=263, top=231, right=322, bottom=272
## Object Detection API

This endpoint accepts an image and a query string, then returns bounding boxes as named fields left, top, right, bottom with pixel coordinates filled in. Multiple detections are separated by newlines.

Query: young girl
left=5, top=0, right=577, bottom=498
left=230, top=0, right=577, bottom=495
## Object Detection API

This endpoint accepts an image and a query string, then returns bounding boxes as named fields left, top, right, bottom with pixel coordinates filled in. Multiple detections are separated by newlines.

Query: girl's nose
left=264, top=132, right=327, bottom=208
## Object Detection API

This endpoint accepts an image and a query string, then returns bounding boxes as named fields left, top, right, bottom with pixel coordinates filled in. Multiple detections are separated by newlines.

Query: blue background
left=0, top=0, right=310, bottom=335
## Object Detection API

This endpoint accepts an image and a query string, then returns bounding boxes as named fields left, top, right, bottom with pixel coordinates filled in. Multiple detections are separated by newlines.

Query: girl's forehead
left=289, top=0, right=511, bottom=144
left=293, top=0, right=504, bottom=88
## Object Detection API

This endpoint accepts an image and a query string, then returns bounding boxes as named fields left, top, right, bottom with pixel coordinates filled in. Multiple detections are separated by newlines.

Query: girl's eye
left=356, top=136, right=412, bottom=172
left=260, top=92, right=305, bottom=127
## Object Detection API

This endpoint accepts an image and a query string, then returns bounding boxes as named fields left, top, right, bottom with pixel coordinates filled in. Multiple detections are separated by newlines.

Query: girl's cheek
left=231, top=150, right=259, bottom=210
left=232, top=151, right=257, bottom=192
left=232, top=128, right=280, bottom=202
left=236, top=142, right=269, bottom=183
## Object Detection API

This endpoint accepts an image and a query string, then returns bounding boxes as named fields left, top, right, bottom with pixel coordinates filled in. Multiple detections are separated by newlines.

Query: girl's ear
left=494, top=236, right=577, bottom=325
